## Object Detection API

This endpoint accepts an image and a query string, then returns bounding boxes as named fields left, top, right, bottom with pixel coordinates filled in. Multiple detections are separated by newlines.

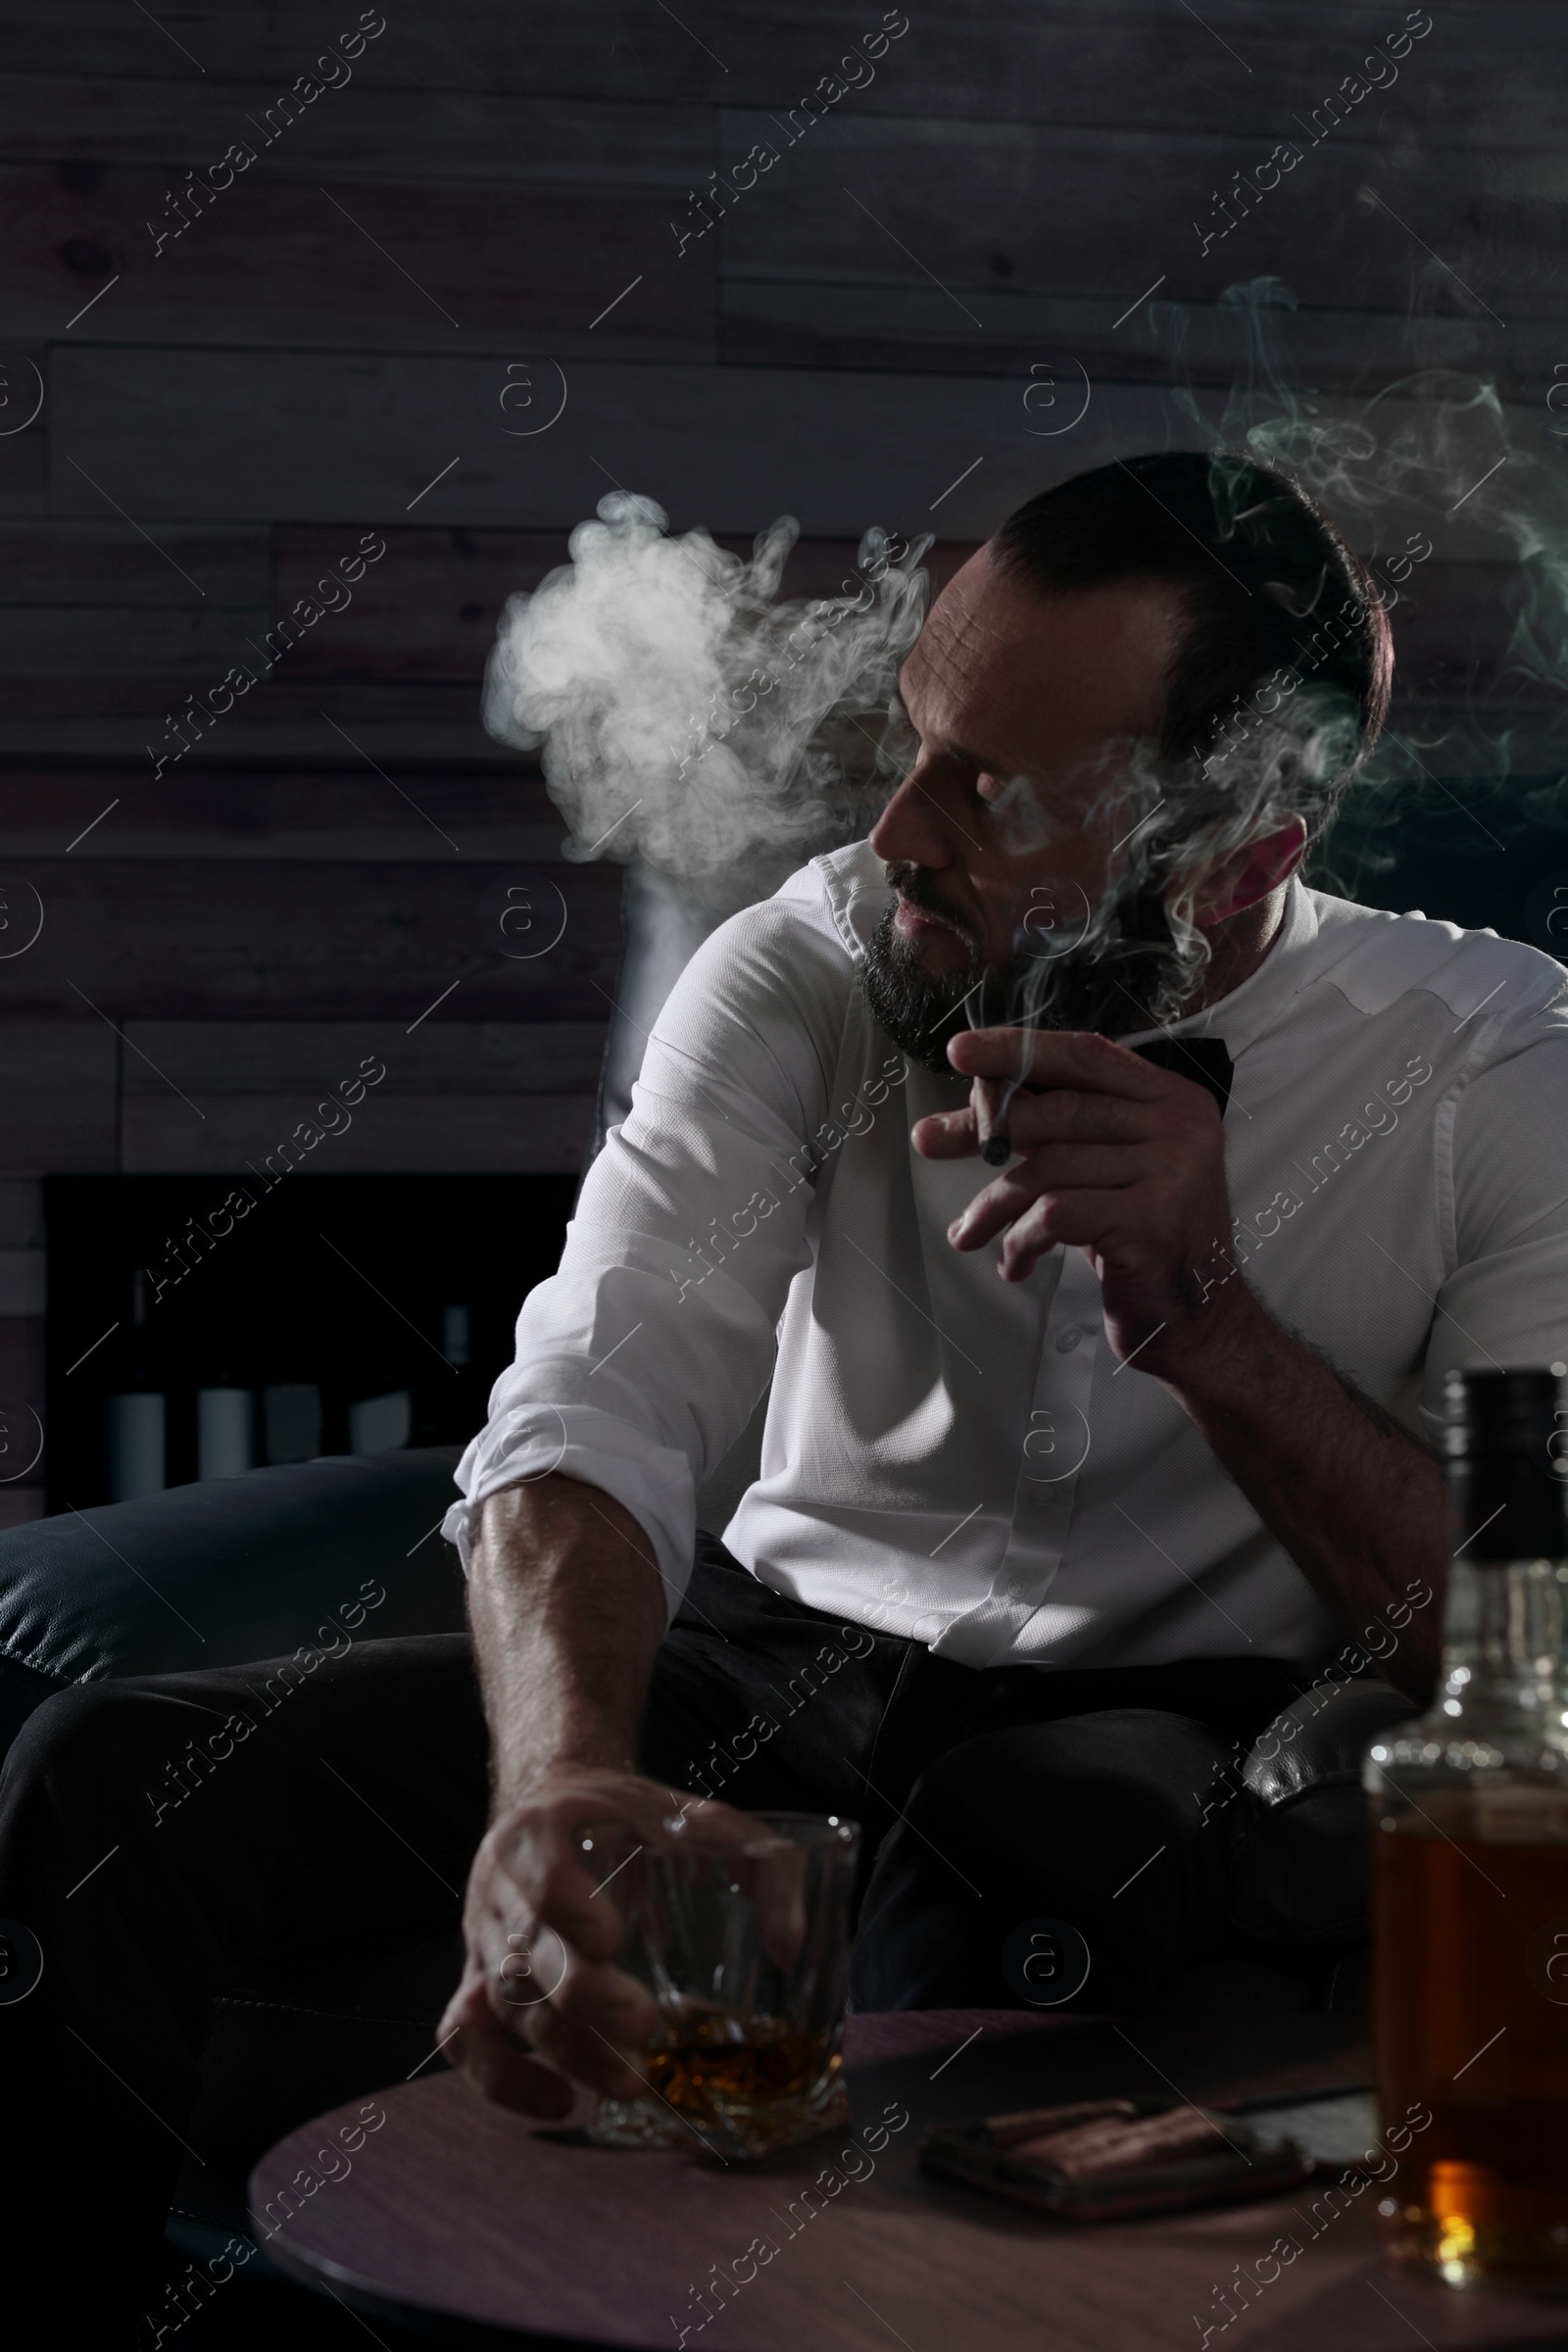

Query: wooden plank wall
left=1, top=0, right=1564, bottom=1522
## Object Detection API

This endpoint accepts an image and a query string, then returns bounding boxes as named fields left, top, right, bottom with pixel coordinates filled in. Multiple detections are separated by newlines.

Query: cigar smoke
left=483, top=492, right=930, bottom=917
left=484, top=280, right=1568, bottom=1097
left=1192, top=275, right=1568, bottom=892
left=957, top=276, right=1568, bottom=1061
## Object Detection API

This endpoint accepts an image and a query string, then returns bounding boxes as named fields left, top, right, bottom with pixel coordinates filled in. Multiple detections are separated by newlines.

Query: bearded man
left=6, top=455, right=1567, bottom=2322
left=434, top=449, right=1566, bottom=2085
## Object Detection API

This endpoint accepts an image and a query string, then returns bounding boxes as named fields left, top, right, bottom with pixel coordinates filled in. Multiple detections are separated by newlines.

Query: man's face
left=863, top=549, right=1188, bottom=1068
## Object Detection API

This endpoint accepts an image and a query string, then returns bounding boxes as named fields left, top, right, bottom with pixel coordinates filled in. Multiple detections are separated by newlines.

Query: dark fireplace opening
left=45, top=1173, right=575, bottom=1511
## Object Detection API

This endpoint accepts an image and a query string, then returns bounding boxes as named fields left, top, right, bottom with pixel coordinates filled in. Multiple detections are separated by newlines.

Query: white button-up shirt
left=445, top=843, right=1568, bottom=1670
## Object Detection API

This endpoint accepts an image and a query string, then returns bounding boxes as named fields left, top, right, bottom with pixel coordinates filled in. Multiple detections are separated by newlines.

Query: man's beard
left=861, top=863, right=1196, bottom=1075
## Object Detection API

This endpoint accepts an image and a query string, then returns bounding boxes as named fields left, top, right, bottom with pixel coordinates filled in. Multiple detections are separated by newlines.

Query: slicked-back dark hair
left=991, top=451, right=1393, bottom=835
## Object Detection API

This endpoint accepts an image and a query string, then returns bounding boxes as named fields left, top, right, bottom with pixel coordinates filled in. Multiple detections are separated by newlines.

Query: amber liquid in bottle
left=1373, top=1789, right=1568, bottom=2279
left=1367, top=1367, right=1568, bottom=2286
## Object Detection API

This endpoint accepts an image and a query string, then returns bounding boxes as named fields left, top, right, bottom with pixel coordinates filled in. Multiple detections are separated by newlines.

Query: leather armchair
left=0, top=1449, right=471, bottom=2244
left=0, top=1446, right=468, bottom=1766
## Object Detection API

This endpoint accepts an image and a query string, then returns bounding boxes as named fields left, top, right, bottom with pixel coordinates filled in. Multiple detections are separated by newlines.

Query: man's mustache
left=884, top=861, right=982, bottom=955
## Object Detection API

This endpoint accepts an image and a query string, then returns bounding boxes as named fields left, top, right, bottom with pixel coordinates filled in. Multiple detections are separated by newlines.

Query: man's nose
left=868, top=765, right=957, bottom=866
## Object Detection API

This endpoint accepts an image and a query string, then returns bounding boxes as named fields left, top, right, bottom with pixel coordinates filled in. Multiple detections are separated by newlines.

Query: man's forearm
left=1159, top=1287, right=1447, bottom=1696
left=466, top=1475, right=668, bottom=1812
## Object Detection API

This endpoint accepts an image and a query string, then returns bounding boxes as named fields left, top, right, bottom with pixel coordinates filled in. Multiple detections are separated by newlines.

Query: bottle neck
left=1438, top=1555, right=1568, bottom=1734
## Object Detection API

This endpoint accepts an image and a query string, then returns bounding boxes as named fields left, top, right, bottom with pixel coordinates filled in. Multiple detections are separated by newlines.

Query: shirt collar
left=1118, top=877, right=1320, bottom=1061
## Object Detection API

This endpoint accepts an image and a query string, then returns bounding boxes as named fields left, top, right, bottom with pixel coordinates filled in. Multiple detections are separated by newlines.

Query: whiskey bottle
left=1366, top=1365, right=1568, bottom=2284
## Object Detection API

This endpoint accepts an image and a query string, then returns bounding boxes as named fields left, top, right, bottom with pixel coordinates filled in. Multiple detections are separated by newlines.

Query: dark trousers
left=0, top=1538, right=1326, bottom=2333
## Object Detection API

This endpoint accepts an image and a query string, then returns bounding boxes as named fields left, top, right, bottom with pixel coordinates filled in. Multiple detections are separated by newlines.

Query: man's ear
left=1190, top=816, right=1307, bottom=929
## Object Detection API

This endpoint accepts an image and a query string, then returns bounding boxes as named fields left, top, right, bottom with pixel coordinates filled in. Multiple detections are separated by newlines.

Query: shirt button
left=1054, top=1326, right=1082, bottom=1353
left=1006, top=1578, right=1024, bottom=1597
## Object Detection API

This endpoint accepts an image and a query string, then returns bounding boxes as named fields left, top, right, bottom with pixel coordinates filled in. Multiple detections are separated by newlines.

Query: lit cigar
left=975, top=1076, right=1015, bottom=1165
left=972, top=964, right=1015, bottom=1164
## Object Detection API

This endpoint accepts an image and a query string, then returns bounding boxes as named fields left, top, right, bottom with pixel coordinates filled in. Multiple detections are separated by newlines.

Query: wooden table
left=251, top=2009, right=1567, bottom=2349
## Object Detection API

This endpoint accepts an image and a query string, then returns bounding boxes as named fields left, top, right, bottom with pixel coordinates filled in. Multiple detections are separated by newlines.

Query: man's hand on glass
left=439, top=1765, right=792, bottom=2118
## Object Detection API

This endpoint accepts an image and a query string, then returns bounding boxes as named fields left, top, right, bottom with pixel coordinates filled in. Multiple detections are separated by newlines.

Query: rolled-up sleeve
left=441, top=876, right=847, bottom=1612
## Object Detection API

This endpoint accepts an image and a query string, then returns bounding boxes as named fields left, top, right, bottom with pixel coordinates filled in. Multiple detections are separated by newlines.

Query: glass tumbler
left=585, top=1811, right=860, bottom=2160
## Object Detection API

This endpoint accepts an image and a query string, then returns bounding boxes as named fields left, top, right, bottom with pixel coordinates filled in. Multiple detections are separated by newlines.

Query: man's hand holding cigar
left=911, top=1026, right=1246, bottom=1384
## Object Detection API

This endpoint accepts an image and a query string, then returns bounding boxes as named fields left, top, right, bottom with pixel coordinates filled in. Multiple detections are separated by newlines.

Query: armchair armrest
left=0, top=1448, right=466, bottom=1759
left=1227, top=1675, right=1415, bottom=1951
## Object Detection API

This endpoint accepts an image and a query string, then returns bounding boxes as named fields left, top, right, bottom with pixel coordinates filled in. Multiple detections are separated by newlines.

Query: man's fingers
left=945, top=1156, right=1128, bottom=1250
left=1006, top=1093, right=1153, bottom=1147
left=949, top=1025, right=1168, bottom=1097
left=527, top=1998, right=652, bottom=2099
left=947, top=1152, right=1141, bottom=1248
left=482, top=1781, right=758, bottom=1965
left=479, top=1826, right=624, bottom=1967
left=459, top=2022, right=578, bottom=2119
left=545, top=1952, right=661, bottom=2049
left=949, top=1180, right=1126, bottom=1270
left=917, top=1092, right=1164, bottom=1165
left=911, top=1107, right=978, bottom=1159
left=479, top=1918, right=573, bottom=2018
left=913, top=1102, right=1145, bottom=1163
left=441, top=1972, right=578, bottom=2119
left=996, top=1193, right=1117, bottom=1277
left=455, top=1935, right=660, bottom=2108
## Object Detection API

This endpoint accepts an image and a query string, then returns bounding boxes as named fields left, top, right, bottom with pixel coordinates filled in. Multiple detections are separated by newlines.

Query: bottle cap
left=1442, top=1366, right=1567, bottom=1561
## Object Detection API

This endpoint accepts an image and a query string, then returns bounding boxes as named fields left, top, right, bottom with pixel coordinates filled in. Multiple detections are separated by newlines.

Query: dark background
left=44, top=1172, right=575, bottom=1503
left=1, top=0, right=1564, bottom=1511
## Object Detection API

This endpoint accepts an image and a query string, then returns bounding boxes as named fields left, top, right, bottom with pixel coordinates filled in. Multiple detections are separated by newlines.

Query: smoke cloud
left=1174, top=276, right=1568, bottom=892
left=485, top=286, right=1568, bottom=1056
left=483, top=493, right=931, bottom=916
